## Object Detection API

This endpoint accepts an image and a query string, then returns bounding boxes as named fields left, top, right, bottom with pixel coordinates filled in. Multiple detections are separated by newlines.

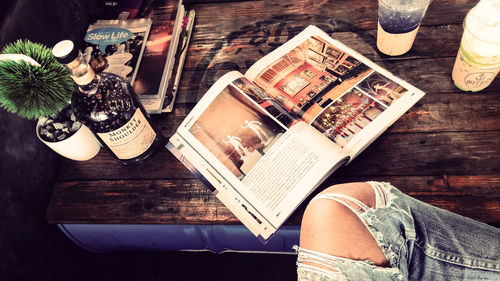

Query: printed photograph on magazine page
left=251, top=35, right=371, bottom=125
left=189, top=83, right=287, bottom=180
left=250, top=34, right=410, bottom=148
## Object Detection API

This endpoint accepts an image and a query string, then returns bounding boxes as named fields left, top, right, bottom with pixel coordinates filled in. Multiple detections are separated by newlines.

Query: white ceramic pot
left=36, top=118, right=101, bottom=161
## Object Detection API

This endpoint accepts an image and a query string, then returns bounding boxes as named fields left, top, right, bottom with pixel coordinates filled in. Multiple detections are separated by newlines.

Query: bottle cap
left=52, top=40, right=79, bottom=64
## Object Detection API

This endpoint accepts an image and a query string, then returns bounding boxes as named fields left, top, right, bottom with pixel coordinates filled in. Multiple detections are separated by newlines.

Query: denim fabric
left=296, top=182, right=500, bottom=280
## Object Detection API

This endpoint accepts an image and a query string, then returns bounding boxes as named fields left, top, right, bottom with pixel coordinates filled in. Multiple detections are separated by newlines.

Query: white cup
left=36, top=118, right=101, bottom=161
left=377, top=0, right=432, bottom=56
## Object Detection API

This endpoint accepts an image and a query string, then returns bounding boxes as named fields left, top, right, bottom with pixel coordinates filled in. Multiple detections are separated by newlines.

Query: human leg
left=405, top=190, right=500, bottom=280
left=299, top=182, right=389, bottom=266
left=297, top=182, right=407, bottom=280
left=296, top=182, right=500, bottom=281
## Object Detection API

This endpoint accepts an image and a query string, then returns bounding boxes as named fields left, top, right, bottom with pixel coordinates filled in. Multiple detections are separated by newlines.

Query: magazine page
left=173, top=71, right=347, bottom=239
left=236, top=121, right=347, bottom=229
left=245, top=25, right=425, bottom=161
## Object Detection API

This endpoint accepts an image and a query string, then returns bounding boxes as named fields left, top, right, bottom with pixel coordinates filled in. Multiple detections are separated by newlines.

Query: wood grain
left=46, top=175, right=500, bottom=225
left=187, top=0, right=475, bottom=39
left=56, top=131, right=499, bottom=180
left=46, top=0, right=499, bottom=228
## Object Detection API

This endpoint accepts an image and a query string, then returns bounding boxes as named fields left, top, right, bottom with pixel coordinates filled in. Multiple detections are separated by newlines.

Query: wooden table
left=45, top=0, right=500, bottom=253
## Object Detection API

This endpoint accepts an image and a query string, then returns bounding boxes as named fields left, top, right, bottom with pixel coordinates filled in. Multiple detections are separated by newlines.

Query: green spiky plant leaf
left=0, top=40, right=75, bottom=119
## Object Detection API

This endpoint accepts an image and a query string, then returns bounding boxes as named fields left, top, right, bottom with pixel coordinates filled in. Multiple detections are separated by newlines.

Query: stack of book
left=84, top=0, right=195, bottom=114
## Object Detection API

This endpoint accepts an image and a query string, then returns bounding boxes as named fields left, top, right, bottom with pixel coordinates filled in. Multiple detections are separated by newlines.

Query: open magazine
left=167, top=25, right=425, bottom=242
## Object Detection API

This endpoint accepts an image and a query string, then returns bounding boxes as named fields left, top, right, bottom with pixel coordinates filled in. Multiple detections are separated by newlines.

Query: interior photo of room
left=252, top=35, right=373, bottom=125
left=357, top=71, right=409, bottom=106
left=233, top=77, right=297, bottom=127
left=310, top=87, right=387, bottom=147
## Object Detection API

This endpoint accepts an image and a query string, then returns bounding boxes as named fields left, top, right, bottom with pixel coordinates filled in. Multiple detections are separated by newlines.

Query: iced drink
left=452, top=0, right=500, bottom=92
left=377, top=0, right=431, bottom=56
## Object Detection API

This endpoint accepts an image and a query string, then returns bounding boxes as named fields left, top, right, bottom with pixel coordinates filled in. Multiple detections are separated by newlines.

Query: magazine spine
left=162, top=9, right=196, bottom=113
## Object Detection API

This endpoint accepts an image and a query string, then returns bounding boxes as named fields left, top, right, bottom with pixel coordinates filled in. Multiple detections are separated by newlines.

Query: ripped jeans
left=295, top=182, right=500, bottom=280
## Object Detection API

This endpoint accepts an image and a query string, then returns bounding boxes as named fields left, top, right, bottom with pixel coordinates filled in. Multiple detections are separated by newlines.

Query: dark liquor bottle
left=52, top=40, right=164, bottom=165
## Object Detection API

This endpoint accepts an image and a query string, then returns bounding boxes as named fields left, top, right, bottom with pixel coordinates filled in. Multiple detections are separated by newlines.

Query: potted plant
left=0, top=39, right=100, bottom=161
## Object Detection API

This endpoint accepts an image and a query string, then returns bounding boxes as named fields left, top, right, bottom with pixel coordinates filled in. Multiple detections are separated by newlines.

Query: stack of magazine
left=84, top=0, right=195, bottom=114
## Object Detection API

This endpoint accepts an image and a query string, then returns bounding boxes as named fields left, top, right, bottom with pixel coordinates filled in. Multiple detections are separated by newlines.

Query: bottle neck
left=66, top=52, right=99, bottom=92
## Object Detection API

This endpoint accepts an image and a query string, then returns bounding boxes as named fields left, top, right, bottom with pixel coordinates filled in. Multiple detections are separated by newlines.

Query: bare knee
left=300, top=182, right=389, bottom=267
left=318, top=182, right=376, bottom=208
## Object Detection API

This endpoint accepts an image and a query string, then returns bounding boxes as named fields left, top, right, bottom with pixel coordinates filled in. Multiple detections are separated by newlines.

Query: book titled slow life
left=167, top=25, right=425, bottom=242
left=84, top=17, right=152, bottom=85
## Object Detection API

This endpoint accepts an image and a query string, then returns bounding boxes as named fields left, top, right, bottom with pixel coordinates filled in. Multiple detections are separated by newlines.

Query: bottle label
left=452, top=49, right=500, bottom=92
left=377, top=22, right=420, bottom=56
left=97, top=108, right=156, bottom=159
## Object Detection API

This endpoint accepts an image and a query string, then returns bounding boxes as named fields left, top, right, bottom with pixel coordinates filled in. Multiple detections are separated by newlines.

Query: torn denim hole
left=295, top=246, right=404, bottom=281
left=295, top=246, right=355, bottom=281
left=300, top=182, right=414, bottom=278
left=366, top=182, right=416, bottom=269
left=307, top=183, right=393, bottom=264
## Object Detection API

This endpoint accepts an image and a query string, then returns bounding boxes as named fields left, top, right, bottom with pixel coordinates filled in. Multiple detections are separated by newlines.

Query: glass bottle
left=52, top=40, right=164, bottom=165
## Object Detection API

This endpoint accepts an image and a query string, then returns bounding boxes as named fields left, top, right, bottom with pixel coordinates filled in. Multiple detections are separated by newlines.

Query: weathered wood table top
left=46, top=0, right=500, bottom=228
